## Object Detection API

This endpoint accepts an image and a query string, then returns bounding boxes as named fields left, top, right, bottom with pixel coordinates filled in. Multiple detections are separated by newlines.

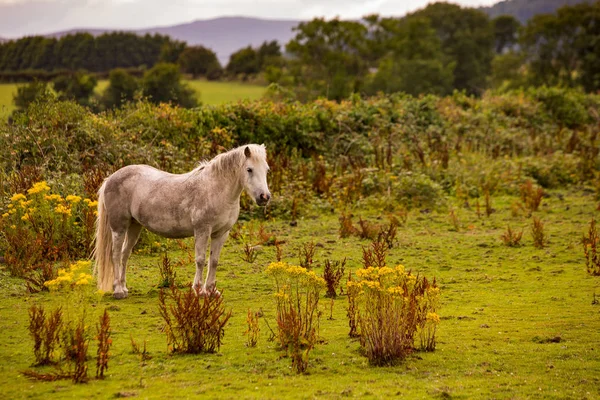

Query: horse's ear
left=244, top=146, right=251, bottom=158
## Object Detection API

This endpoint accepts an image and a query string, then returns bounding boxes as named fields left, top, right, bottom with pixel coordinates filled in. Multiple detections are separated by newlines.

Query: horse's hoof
left=113, top=291, right=128, bottom=300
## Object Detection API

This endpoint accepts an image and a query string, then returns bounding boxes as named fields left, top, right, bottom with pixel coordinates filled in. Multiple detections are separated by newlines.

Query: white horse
left=94, top=144, right=270, bottom=299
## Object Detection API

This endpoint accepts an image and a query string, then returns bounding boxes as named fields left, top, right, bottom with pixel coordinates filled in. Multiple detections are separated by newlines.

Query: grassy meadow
left=0, top=79, right=266, bottom=119
left=0, top=190, right=598, bottom=399
left=0, top=89, right=599, bottom=398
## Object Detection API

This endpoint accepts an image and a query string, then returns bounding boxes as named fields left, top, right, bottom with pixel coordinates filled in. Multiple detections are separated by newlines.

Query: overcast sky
left=0, top=0, right=499, bottom=38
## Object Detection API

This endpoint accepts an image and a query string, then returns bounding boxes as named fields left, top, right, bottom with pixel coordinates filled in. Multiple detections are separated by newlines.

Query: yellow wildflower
left=1, top=213, right=8, bottom=218
left=66, top=195, right=82, bottom=204
left=84, top=199, right=98, bottom=208
left=426, top=312, right=441, bottom=324
left=21, top=214, right=30, bottom=221
left=19, top=199, right=33, bottom=208
left=10, top=193, right=26, bottom=202
left=27, top=181, right=50, bottom=195
left=45, top=194, right=63, bottom=202
left=55, top=204, right=72, bottom=216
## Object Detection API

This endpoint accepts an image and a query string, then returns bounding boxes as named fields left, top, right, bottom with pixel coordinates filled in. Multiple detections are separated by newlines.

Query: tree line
left=4, top=1, right=600, bottom=105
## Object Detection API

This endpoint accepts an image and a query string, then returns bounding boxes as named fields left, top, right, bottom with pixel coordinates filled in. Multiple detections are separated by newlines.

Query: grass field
left=0, top=83, right=16, bottom=118
left=0, top=80, right=266, bottom=119
left=0, top=190, right=599, bottom=399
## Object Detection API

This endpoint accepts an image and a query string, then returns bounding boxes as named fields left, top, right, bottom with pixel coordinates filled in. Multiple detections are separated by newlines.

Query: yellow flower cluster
left=27, top=181, right=51, bottom=195
left=266, top=261, right=325, bottom=287
left=66, top=195, right=82, bottom=204
left=84, top=199, right=98, bottom=208
left=11, top=193, right=26, bottom=202
left=45, top=260, right=93, bottom=290
left=426, top=312, right=441, bottom=324
left=45, top=194, right=63, bottom=202
left=55, top=203, right=72, bottom=216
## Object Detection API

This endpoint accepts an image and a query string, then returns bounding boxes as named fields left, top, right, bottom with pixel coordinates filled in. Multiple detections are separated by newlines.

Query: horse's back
left=101, top=165, right=197, bottom=237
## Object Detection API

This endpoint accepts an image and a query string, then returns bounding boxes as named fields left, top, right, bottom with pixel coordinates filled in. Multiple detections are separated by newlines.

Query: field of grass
left=0, top=83, right=16, bottom=119
left=0, top=190, right=598, bottom=399
left=0, top=80, right=266, bottom=119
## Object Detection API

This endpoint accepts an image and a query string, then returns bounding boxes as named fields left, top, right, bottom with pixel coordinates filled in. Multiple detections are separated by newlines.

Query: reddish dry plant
left=583, top=218, right=600, bottom=276
left=243, top=309, right=260, bottom=347
left=346, top=271, right=360, bottom=338
left=71, top=317, right=89, bottom=384
left=25, top=261, right=57, bottom=293
left=449, top=209, right=460, bottom=232
left=312, top=157, right=333, bottom=196
left=95, top=309, right=111, bottom=379
left=362, top=239, right=388, bottom=269
left=501, top=225, right=524, bottom=247
left=275, top=297, right=319, bottom=374
left=339, top=212, right=357, bottom=238
left=531, top=216, right=546, bottom=249
left=323, top=258, right=346, bottom=298
left=357, top=217, right=380, bottom=240
left=359, top=275, right=440, bottom=365
left=520, top=180, right=544, bottom=212
left=28, top=305, right=63, bottom=366
left=475, top=198, right=482, bottom=218
left=241, top=243, right=259, bottom=263
left=396, top=208, right=409, bottom=226
left=158, top=286, right=232, bottom=354
left=484, top=189, right=494, bottom=217
left=275, top=239, right=284, bottom=262
left=378, top=217, right=399, bottom=249
left=82, top=163, right=112, bottom=201
left=291, top=197, right=299, bottom=221
left=257, top=223, right=274, bottom=245
left=157, top=252, right=177, bottom=288
left=7, top=164, right=44, bottom=196
left=130, top=335, right=152, bottom=361
left=298, top=241, right=316, bottom=270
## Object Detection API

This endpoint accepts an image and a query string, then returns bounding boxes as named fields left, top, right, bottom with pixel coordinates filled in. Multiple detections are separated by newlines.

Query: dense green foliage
left=1, top=87, right=597, bottom=199
left=2, top=1, right=600, bottom=104
left=178, top=46, right=222, bottom=79
left=0, top=32, right=182, bottom=75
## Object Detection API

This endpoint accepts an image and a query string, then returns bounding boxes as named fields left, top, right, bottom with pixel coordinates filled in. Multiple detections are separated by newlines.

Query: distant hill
left=480, top=0, right=593, bottom=23
left=49, top=17, right=301, bottom=66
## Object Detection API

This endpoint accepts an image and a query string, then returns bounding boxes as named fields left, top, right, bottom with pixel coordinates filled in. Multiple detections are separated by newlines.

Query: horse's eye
left=247, top=168, right=253, bottom=174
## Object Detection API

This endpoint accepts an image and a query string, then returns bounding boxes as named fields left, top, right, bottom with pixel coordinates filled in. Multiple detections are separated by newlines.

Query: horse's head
left=242, top=145, right=271, bottom=206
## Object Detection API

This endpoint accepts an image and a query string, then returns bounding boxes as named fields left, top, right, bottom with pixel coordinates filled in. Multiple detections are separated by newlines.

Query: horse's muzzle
left=256, top=192, right=271, bottom=206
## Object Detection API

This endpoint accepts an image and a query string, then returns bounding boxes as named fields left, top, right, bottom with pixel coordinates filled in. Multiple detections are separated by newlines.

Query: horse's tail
left=93, top=181, right=114, bottom=292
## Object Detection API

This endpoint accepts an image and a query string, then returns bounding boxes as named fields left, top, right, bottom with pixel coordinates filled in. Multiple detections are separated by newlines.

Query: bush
left=1, top=182, right=97, bottom=277
left=53, top=71, right=97, bottom=107
left=266, top=262, right=325, bottom=373
left=100, top=68, right=139, bottom=109
left=349, top=265, right=440, bottom=365
left=13, top=81, right=49, bottom=110
left=142, top=63, right=197, bottom=108
left=392, top=172, right=446, bottom=210
left=158, top=286, right=232, bottom=354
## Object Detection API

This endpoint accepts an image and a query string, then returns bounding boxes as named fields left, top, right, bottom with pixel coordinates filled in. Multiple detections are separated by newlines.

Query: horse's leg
left=204, top=230, right=229, bottom=296
left=120, top=221, right=142, bottom=297
left=111, top=229, right=128, bottom=299
left=192, top=227, right=210, bottom=295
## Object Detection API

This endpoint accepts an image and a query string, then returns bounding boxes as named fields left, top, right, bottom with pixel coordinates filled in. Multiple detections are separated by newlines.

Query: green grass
left=185, top=80, right=266, bottom=105
left=0, top=83, right=16, bottom=119
left=0, top=191, right=599, bottom=398
left=0, top=80, right=266, bottom=120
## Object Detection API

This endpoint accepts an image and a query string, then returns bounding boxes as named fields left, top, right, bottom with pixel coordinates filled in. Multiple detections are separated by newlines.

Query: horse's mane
left=192, top=144, right=266, bottom=179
